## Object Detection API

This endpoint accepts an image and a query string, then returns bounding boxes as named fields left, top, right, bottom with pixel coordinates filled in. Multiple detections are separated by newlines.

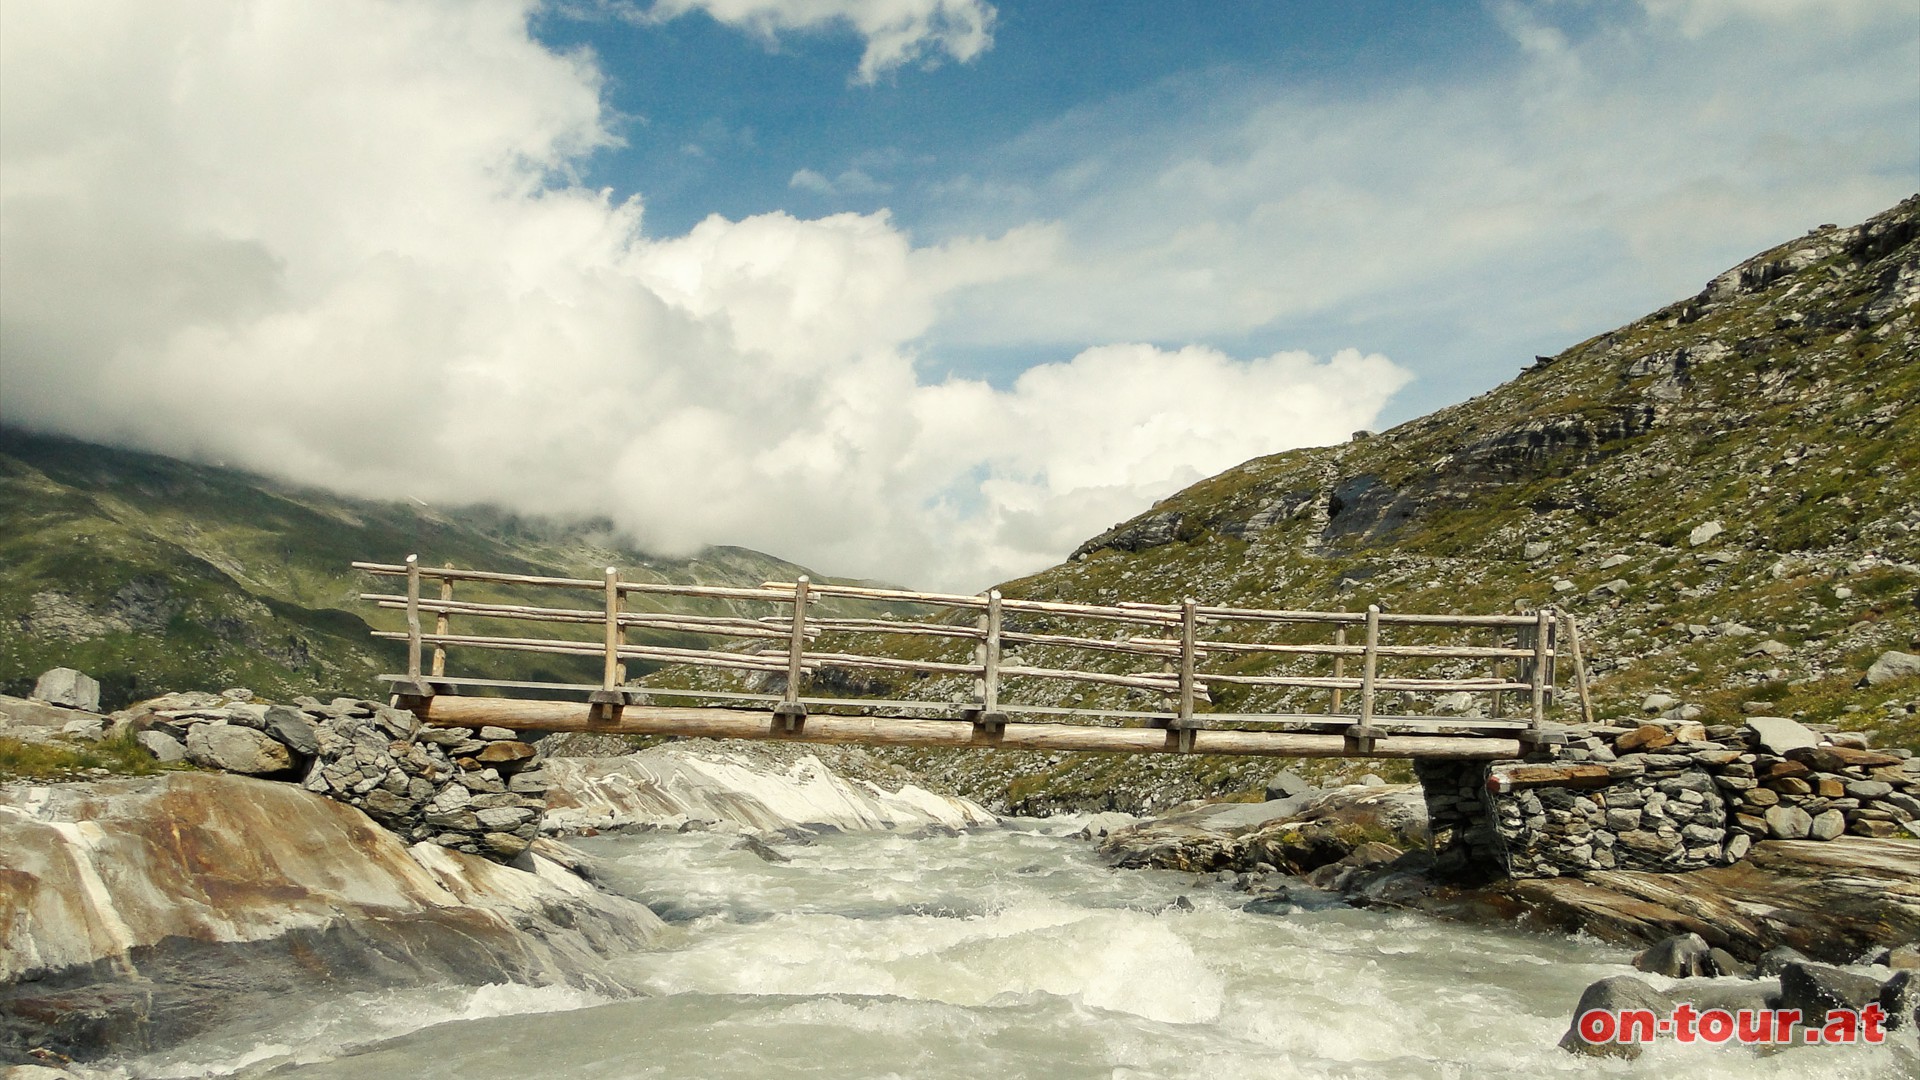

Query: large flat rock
left=0, top=773, right=663, bottom=1060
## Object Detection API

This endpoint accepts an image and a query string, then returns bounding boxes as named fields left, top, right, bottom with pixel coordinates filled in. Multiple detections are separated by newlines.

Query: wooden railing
left=354, top=557, right=1593, bottom=750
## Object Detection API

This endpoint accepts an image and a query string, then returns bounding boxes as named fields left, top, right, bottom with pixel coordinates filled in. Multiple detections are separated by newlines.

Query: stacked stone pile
left=129, top=690, right=548, bottom=861
left=1421, top=715, right=1920, bottom=880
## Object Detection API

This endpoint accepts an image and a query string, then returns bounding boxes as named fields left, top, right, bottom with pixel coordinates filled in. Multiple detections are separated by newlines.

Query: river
left=107, top=819, right=1912, bottom=1079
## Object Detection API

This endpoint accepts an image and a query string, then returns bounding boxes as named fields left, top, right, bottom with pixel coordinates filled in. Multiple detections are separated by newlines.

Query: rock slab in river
left=0, top=773, right=664, bottom=1061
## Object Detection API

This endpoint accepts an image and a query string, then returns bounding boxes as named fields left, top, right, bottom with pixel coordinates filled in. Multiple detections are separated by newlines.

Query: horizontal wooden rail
left=356, top=561, right=799, bottom=604
left=757, top=579, right=1184, bottom=626
left=1123, top=636, right=1546, bottom=661
left=363, top=593, right=808, bottom=640
left=1116, top=600, right=1541, bottom=628
left=372, top=630, right=806, bottom=673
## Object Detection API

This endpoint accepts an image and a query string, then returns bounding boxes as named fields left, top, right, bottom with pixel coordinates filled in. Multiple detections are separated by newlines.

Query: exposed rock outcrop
left=0, top=772, right=663, bottom=1061
left=1361, top=837, right=1920, bottom=963
left=1096, top=783, right=1427, bottom=875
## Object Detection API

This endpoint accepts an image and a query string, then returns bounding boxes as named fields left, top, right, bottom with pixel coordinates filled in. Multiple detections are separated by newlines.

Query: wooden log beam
left=1486, top=763, right=1614, bottom=793
left=407, top=698, right=1523, bottom=759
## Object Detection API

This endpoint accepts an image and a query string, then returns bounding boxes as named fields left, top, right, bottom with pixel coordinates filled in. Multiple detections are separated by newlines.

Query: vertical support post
left=972, top=597, right=989, bottom=707
left=1347, top=605, right=1380, bottom=754
left=586, top=567, right=626, bottom=723
left=1563, top=611, right=1596, bottom=726
left=1171, top=599, right=1197, bottom=751
left=983, top=590, right=1003, bottom=714
left=602, top=567, right=622, bottom=692
left=774, top=576, right=810, bottom=731
left=969, top=590, right=1007, bottom=735
left=1489, top=633, right=1506, bottom=719
left=431, top=566, right=452, bottom=679
left=1529, top=606, right=1552, bottom=737
left=404, top=554, right=422, bottom=683
left=1331, top=624, right=1347, bottom=715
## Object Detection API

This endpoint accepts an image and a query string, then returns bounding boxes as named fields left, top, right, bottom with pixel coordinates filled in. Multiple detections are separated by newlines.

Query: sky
left=1, top=1, right=1916, bottom=591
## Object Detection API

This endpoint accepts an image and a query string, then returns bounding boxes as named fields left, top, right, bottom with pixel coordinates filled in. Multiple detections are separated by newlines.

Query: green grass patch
left=0, top=730, right=192, bottom=782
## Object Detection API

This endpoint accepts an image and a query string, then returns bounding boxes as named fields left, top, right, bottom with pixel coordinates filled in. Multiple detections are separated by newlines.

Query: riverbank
left=1094, top=780, right=1920, bottom=962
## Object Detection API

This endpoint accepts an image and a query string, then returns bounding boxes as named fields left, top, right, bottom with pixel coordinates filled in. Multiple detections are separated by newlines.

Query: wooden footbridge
left=354, top=558, right=1596, bottom=761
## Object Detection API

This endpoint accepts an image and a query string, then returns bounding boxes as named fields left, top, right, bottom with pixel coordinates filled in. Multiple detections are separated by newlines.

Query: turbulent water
left=111, top=820, right=1912, bottom=1079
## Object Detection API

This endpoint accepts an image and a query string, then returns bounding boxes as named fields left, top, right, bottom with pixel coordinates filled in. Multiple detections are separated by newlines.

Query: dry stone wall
left=131, top=691, right=549, bottom=862
left=1420, top=717, right=1920, bottom=880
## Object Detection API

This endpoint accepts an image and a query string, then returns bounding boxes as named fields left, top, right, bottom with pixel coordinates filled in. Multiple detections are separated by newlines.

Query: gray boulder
left=1881, top=970, right=1916, bottom=1031
left=136, top=730, right=187, bottom=763
left=33, top=667, right=100, bottom=712
left=60, top=716, right=106, bottom=741
left=1809, top=809, right=1846, bottom=840
left=1560, top=975, right=1673, bottom=1057
left=185, top=724, right=294, bottom=775
left=1778, top=962, right=1884, bottom=1020
left=1764, top=804, right=1813, bottom=840
left=1688, top=521, right=1724, bottom=547
left=1706, top=948, right=1751, bottom=979
left=1633, top=932, right=1713, bottom=978
left=263, top=705, right=320, bottom=756
left=1265, top=769, right=1316, bottom=801
left=1755, top=946, right=1811, bottom=977
left=1865, top=650, right=1920, bottom=687
left=1744, top=716, right=1819, bottom=754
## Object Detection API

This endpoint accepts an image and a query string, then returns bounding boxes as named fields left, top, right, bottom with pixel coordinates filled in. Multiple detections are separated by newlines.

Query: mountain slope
left=0, top=429, right=853, bottom=709
left=1009, top=196, right=1919, bottom=740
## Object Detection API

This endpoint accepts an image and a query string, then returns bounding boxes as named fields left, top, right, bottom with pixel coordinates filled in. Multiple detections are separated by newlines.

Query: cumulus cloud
left=0, top=0, right=1395, bottom=590
left=920, top=0, right=1919, bottom=409
left=643, top=0, right=996, bottom=82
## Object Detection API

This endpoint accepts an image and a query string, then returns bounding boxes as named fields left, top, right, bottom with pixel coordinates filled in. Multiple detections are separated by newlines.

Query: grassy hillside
left=0, top=429, right=869, bottom=709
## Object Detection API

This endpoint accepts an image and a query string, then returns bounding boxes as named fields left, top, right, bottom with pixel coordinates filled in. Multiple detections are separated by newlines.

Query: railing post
left=1529, top=606, right=1552, bottom=738
left=1331, top=624, right=1347, bottom=715
left=1175, top=598, right=1198, bottom=752
left=586, top=567, right=627, bottom=723
left=404, top=554, right=422, bottom=683
left=976, top=590, right=1006, bottom=734
left=1563, top=611, right=1596, bottom=726
left=431, top=565, right=453, bottom=679
left=1346, top=604, right=1380, bottom=754
left=602, top=567, right=622, bottom=692
left=775, top=576, right=810, bottom=732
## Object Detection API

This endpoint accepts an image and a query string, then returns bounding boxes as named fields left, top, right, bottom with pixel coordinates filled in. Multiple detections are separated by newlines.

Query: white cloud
left=645, top=0, right=996, bottom=82
left=0, top=0, right=1394, bottom=591
left=789, top=167, right=891, bottom=197
left=919, top=0, right=1919, bottom=411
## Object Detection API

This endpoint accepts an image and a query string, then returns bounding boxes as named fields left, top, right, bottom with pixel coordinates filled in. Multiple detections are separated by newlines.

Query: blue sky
left=534, top=3, right=1508, bottom=237
left=530, top=0, right=1919, bottom=420
left=3, top=0, right=1917, bottom=587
